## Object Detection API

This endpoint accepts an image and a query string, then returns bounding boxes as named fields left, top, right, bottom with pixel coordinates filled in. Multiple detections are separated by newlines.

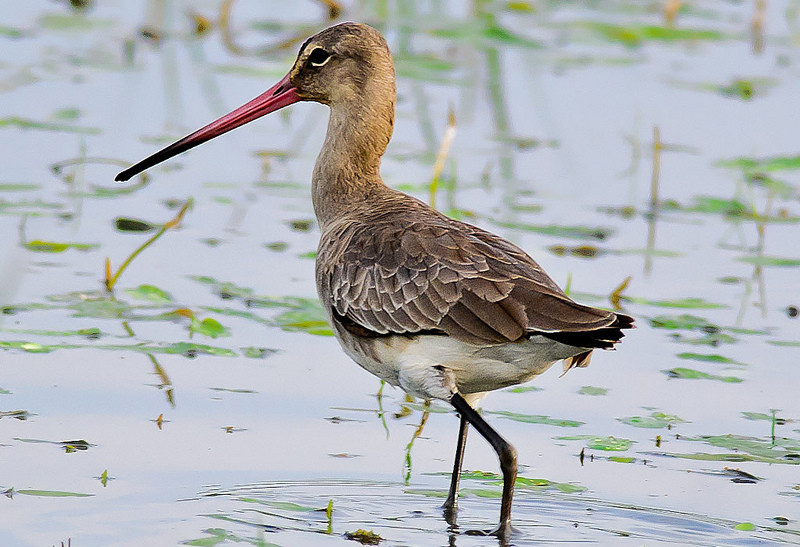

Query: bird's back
left=315, top=188, right=633, bottom=352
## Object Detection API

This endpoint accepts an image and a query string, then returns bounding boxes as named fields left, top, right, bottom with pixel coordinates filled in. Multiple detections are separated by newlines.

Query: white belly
left=332, top=325, right=580, bottom=403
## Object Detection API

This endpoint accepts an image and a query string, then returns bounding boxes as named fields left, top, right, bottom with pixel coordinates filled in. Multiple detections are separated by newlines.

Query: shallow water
left=1, top=1, right=799, bottom=546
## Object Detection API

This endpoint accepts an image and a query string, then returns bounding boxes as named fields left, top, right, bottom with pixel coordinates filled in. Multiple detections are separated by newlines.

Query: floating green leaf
left=2, top=339, right=239, bottom=358
left=125, top=284, right=172, bottom=303
left=25, top=240, right=69, bottom=253
left=38, top=14, right=114, bottom=31
left=14, top=437, right=92, bottom=451
left=738, top=256, right=800, bottom=267
left=718, top=153, right=800, bottom=174
left=183, top=528, right=229, bottom=546
left=622, top=296, right=726, bottom=309
left=620, top=412, right=685, bottom=429
left=460, top=470, right=501, bottom=481
left=237, top=498, right=318, bottom=511
left=190, top=317, right=229, bottom=339
left=5, top=327, right=102, bottom=339
left=0, top=410, right=31, bottom=420
left=462, top=488, right=502, bottom=498
left=24, top=240, right=98, bottom=253
left=0, top=116, right=101, bottom=134
left=659, top=452, right=760, bottom=463
left=0, top=25, right=26, bottom=38
left=549, top=244, right=603, bottom=258
left=681, top=78, right=778, bottom=101
left=578, top=386, right=608, bottom=396
left=63, top=439, right=91, bottom=452
left=664, top=368, right=743, bottom=383
left=769, top=341, right=800, bottom=347
left=394, top=401, right=451, bottom=415
left=741, top=411, right=792, bottom=424
left=265, top=241, right=288, bottom=252
left=241, top=346, right=275, bottom=359
left=514, top=477, right=587, bottom=493
left=404, top=488, right=448, bottom=498
left=0, top=183, right=39, bottom=191
left=0, top=341, right=54, bottom=353
left=650, top=314, right=714, bottom=330
left=692, top=434, right=800, bottom=461
left=558, top=435, right=634, bottom=451
left=266, top=500, right=318, bottom=512
left=273, top=308, right=333, bottom=336
left=344, top=529, right=382, bottom=545
left=587, top=436, right=634, bottom=451
left=492, top=219, right=613, bottom=240
left=677, top=352, right=747, bottom=366
left=609, top=456, right=637, bottom=463
left=734, top=522, right=755, bottom=531
left=151, top=342, right=235, bottom=357
left=16, top=489, right=94, bottom=497
left=673, top=332, right=737, bottom=346
left=52, top=107, right=80, bottom=120
left=190, top=276, right=254, bottom=300
left=202, top=307, right=270, bottom=325
left=289, top=219, right=313, bottom=232
left=487, top=410, right=583, bottom=427
left=115, top=217, right=155, bottom=232
left=717, top=78, right=774, bottom=100
left=67, top=298, right=130, bottom=319
left=579, top=21, right=724, bottom=47
left=660, top=445, right=800, bottom=465
left=687, top=196, right=749, bottom=217
left=210, top=387, right=256, bottom=394
left=507, top=385, right=542, bottom=394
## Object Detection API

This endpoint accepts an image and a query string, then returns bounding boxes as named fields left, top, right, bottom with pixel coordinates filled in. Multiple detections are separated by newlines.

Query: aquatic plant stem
left=403, top=403, right=430, bottom=484
left=644, top=126, right=662, bottom=276
left=429, top=107, right=457, bottom=209
left=105, top=200, right=192, bottom=292
left=376, top=380, right=390, bottom=438
left=610, top=276, right=632, bottom=310
left=650, top=126, right=662, bottom=210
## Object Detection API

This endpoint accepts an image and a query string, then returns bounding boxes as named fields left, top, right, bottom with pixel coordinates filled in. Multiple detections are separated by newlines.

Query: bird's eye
left=307, top=48, right=332, bottom=67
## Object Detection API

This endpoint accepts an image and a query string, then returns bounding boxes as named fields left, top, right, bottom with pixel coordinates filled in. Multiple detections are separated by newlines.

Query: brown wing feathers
left=323, top=206, right=633, bottom=349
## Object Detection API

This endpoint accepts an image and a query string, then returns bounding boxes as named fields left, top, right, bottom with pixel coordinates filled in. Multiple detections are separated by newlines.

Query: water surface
left=1, top=1, right=799, bottom=546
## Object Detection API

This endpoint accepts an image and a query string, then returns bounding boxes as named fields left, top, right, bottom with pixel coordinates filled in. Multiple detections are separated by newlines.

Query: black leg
left=450, top=392, right=517, bottom=539
left=443, top=413, right=469, bottom=524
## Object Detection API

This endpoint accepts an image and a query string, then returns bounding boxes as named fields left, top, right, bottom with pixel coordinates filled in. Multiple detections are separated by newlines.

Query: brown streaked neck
left=312, top=79, right=396, bottom=229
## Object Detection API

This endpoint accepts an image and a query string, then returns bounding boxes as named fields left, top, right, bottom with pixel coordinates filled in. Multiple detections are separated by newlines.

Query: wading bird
left=117, top=22, right=634, bottom=539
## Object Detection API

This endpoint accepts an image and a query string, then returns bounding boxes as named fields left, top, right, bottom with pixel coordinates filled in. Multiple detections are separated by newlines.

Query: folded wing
left=318, top=204, right=632, bottom=348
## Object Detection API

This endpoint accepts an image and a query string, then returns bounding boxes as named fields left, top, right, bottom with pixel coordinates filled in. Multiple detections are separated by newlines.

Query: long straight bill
left=116, top=73, right=300, bottom=182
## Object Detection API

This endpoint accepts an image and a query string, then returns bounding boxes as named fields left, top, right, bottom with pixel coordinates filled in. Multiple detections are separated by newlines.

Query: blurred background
left=1, top=1, right=799, bottom=546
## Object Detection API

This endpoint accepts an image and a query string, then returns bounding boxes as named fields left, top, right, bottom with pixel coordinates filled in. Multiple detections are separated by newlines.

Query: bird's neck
left=312, top=90, right=395, bottom=229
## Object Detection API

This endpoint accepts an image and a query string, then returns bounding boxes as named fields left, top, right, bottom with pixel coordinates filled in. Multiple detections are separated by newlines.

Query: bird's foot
left=464, top=521, right=515, bottom=540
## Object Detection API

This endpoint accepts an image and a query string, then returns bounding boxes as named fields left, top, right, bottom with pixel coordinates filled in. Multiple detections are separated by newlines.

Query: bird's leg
left=442, top=413, right=469, bottom=525
left=449, top=392, right=517, bottom=539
